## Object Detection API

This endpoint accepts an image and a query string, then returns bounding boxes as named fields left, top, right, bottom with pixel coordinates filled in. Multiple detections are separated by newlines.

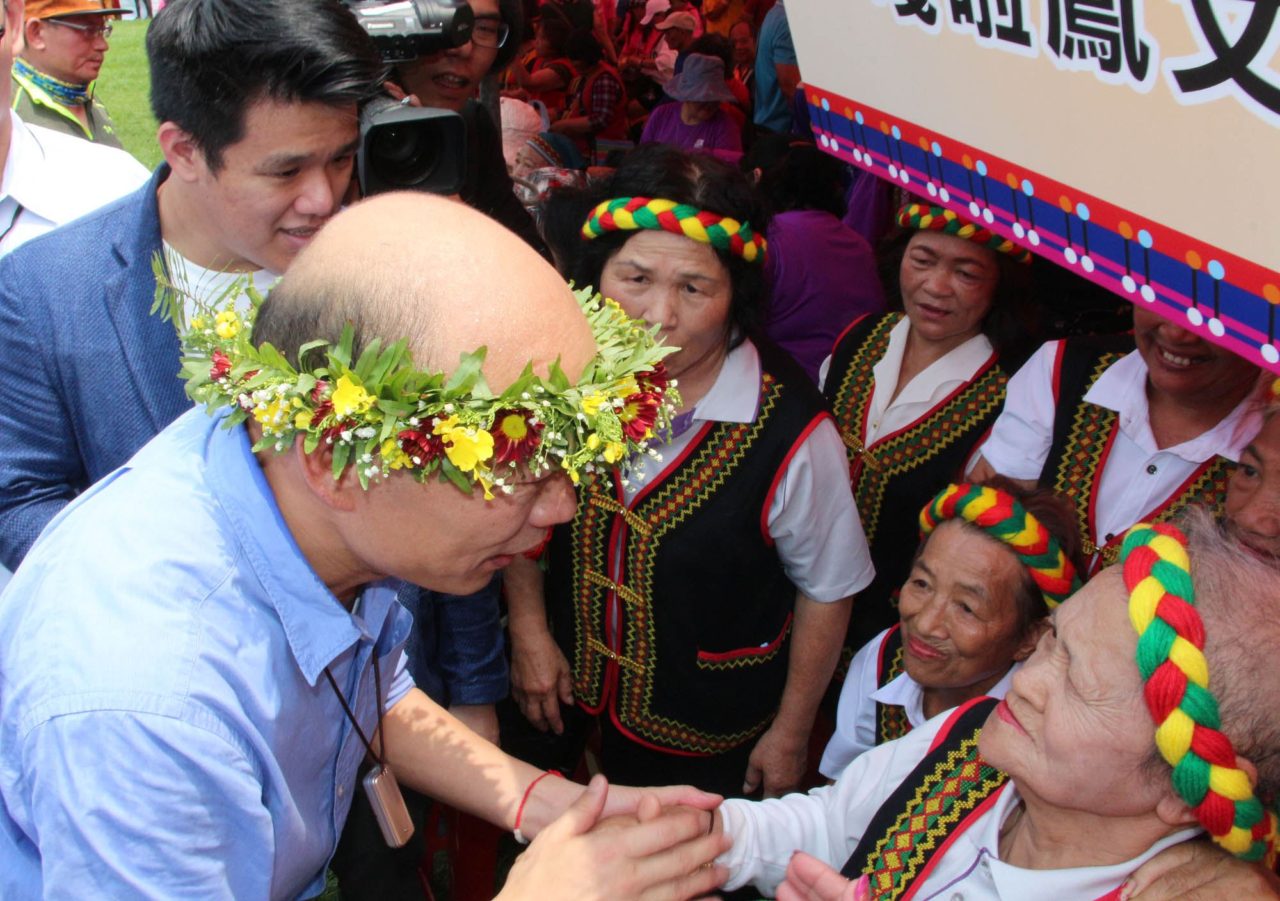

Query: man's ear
left=1012, top=617, right=1049, bottom=662
left=292, top=436, right=361, bottom=513
left=157, top=121, right=209, bottom=183
left=1154, top=755, right=1259, bottom=829
left=23, top=17, right=47, bottom=51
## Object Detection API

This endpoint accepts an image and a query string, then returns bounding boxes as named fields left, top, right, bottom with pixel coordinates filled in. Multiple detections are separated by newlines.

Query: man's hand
left=498, top=775, right=730, bottom=901
left=743, top=723, right=808, bottom=797
left=776, top=852, right=870, bottom=901
left=510, top=628, right=574, bottom=734
left=449, top=703, right=500, bottom=745
left=1120, top=840, right=1280, bottom=900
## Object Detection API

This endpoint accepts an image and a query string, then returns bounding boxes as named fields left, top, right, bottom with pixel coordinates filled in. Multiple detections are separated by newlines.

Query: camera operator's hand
left=383, top=81, right=422, bottom=107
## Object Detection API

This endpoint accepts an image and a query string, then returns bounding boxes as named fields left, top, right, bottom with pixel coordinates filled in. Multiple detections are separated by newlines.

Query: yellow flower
left=610, top=376, right=639, bottom=399
left=442, top=424, right=494, bottom=473
left=603, top=441, right=625, bottom=464
left=331, top=375, right=374, bottom=418
left=253, top=396, right=292, bottom=435
left=294, top=410, right=312, bottom=431
left=191, top=315, right=206, bottom=330
left=586, top=433, right=601, bottom=450
left=581, top=392, right=607, bottom=416
left=380, top=438, right=414, bottom=471
left=214, top=310, right=241, bottom=339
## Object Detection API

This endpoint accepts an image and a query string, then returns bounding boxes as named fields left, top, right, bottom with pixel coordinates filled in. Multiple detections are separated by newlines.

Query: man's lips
left=1151, top=343, right=1210, bottom=370
left=995, top=699, right=1026, bottom=734
left=906, top=635, right=946, bottom=661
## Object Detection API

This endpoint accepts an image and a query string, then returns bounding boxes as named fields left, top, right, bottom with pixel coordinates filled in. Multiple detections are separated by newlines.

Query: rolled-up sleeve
left=977, top=340, right=1061, bottom=481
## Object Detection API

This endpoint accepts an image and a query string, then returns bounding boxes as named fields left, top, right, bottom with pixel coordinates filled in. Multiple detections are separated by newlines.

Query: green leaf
left=444, top=348, right=487, bottom=394
left=332, top=441, right=351, bottom=480
left=439, top=457, right=474, bottom=494
left=333, top=326, right=356, bottom=369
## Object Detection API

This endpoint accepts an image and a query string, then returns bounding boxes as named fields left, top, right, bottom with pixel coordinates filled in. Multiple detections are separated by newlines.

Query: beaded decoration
left=1121, top=522, right=1278, bottom=864
left=897, top=203, right=1032, bottom=264
left=582, top=196, right=767, bottom=264
left=919, top=483, right=1082, bottom=609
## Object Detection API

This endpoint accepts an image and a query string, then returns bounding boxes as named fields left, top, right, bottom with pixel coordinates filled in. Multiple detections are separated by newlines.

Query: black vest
left=547, top=361, right=828, bottom=755
left=841, top=698, right=1005, bottom=898
left=1039, top=337, right=1232, bottom=574
left=873, top=625, right=911, bottom=747
left=825, top=313, right=1009, bottom=665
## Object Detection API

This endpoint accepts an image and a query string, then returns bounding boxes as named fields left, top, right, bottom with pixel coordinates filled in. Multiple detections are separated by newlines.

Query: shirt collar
left=1084, top=350, right=1258, bottom=462
left=973, top=785, right=1202, bottom=899
left=874, top=318, right=995, bottom=408
left=871, top=665, right=1020, bottom=730
left=690, top=339, right=761, bottom=425
left=203, top=410, right=402, bottom=685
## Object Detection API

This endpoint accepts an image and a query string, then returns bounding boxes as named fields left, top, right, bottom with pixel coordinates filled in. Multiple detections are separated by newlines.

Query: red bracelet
left=513, top=769, right=561, bottom=845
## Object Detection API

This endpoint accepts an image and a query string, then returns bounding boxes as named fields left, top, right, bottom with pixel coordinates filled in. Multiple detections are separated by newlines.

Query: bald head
left=254, top=192, right=595, bottom=390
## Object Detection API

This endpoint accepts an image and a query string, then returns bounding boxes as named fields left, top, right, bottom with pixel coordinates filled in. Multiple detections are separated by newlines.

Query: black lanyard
left=324, top=652, right=387, bottom=766
left=0, top=202, right=25, bottom=247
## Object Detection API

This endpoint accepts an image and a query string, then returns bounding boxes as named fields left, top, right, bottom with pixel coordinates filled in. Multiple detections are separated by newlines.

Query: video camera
left=345, top=0, right=476, bottom=196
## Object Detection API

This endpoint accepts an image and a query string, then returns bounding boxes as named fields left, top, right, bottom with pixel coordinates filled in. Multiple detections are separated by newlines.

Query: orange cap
left=24, top=0, right=121, bottom=21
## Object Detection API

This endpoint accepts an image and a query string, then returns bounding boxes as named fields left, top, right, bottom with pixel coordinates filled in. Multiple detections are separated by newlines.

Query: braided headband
left=582, top=197, right=767, bottom=264
left=1121, top=523, right=1278, bottom=864
left=898, top=202, right=1032, bottom=264
left=919, top=483, right=1082, bottom=609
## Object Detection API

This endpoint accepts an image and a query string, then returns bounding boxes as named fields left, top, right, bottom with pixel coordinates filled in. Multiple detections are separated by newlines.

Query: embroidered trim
left=696, top=613, right=793, bottom=670
left=875, top=628, right=911, bottom=746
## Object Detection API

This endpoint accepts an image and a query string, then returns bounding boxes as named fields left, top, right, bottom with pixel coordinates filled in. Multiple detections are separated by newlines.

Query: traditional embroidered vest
left=568, top=63, right=629, bottom=142
left=546, top=364, right=828, bottom=756
left=874, top=625, right=910, bottom=747
left=1040, top=337, right=1232, bottom=575
left=839, top=697, right=1124, bottom=900
left=825, top=313, right=1009, bottom=662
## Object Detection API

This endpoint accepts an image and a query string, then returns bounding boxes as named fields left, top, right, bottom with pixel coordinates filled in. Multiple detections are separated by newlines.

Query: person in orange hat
left=11, top=0, right=124, bottom=146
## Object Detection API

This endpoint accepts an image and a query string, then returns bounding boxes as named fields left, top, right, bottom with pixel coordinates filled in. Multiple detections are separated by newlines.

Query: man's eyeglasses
left=470, top=17, right=508, bottom=49
left=48, top=18, right=114, bottom=40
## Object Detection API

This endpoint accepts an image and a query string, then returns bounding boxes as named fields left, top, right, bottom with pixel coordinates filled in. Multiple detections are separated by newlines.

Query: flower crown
left=154, top=265, right=681, bottom=497
left=1121, top=523, right=1277, bottom=865
left=919, top=483, right=1082, bottom=609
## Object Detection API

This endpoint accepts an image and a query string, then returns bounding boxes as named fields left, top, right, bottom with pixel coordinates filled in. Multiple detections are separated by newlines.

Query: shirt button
left=950, top=893, right=965, bottom=901
left=337, top=785, right=345, bottom=798
left=1146, top=464, right=1158, bottom=474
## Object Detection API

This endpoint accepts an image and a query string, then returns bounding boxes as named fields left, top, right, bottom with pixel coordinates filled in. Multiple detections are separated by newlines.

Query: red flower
left=310, top=400, right=334, bottom=428
left=637, top=363, right=669, bottom=395
left=321, top=424, right=346, bottom=446
left=398, top=428, right=445, bottom=465
left=491, top=410, right=542, bottom=465
left=209, top=350, right=232, bottom=381
left=310, top=380, right=329, bottom=404
left=618, top=392, right=660, bottom=440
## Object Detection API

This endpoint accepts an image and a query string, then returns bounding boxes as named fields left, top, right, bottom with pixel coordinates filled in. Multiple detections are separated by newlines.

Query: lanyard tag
left=361, top=763, right=415, bottom=848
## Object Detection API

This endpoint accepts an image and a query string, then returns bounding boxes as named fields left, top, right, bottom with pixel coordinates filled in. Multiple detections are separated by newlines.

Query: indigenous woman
left=504, top=145, right=873, bottom=798
left=972, top=304, right=1262, bottom=576
left=819, top=479, right=1083, bottom=778
left=822, top=203, right=1033, bottom=659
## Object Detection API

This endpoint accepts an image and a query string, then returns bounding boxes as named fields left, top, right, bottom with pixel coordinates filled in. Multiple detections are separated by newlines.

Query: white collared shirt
left=622, top=339, right=874, bottom=602
left=721, top=705, right=1202, bottom=898
left=980, top=341, right=1258, bottom=548
left=820, top=626, right=1018, bottom=778
left=0, top=111, right=149, bottom=258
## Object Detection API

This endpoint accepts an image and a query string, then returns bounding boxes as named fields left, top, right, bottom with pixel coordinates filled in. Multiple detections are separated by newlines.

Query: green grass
left=95, top=19, right=160, bottom=168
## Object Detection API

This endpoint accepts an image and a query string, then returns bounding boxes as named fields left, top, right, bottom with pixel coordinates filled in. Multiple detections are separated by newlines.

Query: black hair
left=756, top=140, right=850, bottom=218
left=547, top=143, right=769, bottom=348
left=147, top=0, right=385, bottom=171
left=684, top=33, right=732, bottom=71
left=492, top=0, right=526, bottom=72
left=565, top=28, right=602, bottom=67
left=535, top=15, right=573, bottom=56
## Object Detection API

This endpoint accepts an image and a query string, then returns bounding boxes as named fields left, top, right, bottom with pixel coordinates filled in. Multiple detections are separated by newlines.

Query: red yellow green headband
left=1121, top=523, right=1278, bottom=864
left=920, top=483, right=1082, bottom=609
left=582, top=196, right=767, bottom=264
left=898, top=202, right=1032, bottom=264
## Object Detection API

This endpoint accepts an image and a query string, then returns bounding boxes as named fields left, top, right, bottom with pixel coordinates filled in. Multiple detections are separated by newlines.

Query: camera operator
left=386, top=0, right=547, bottom=256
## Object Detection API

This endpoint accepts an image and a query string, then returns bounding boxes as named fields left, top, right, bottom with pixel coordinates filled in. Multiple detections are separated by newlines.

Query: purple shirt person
left=755, top=142, right=885, bottom=382
left=639, top=52, right=742, bottom=160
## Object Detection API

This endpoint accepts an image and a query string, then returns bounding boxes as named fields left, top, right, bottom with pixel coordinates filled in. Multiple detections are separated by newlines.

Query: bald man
left=0, top=194, right=727, bottom=900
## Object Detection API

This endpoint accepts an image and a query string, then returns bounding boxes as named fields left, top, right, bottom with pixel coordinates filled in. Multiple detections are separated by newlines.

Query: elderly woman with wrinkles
left=710, top=510, right=1280, bottom=899
left=820, top=478, right=1084, bottom=778
left=503, top=144, right=873, bottom=799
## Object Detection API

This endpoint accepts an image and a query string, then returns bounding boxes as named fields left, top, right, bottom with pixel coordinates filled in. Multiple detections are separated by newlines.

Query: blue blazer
left=0, top=168, right=509, bottom=704
left=0, top=167, right=187, bottom=567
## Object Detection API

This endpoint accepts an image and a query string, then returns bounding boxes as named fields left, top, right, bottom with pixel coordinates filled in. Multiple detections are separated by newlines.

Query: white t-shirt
left=623, top=340, right=874, bottom=602
left=162, top=242, right=279, bottom=325
left=819, top=627, right=1018, bottom=778
left=979, top=342, right=1258, bottom=556
left=0, top=112, right=149, bottom=258
left=720, top=705, right=1201, bottom=897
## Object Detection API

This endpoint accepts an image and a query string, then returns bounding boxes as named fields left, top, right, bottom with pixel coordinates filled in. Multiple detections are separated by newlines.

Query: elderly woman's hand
left=498, top=775, right=731, bottom=901
left=510, top=627, right=575, bottom=734
left=1120, top=839, right=1280, bottom=900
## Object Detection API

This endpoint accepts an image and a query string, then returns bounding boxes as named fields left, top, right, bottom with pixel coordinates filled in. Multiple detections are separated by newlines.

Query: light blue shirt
left=0, top=408, right=415, bottom=899
left=753, top=0, right=797, bottom=133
